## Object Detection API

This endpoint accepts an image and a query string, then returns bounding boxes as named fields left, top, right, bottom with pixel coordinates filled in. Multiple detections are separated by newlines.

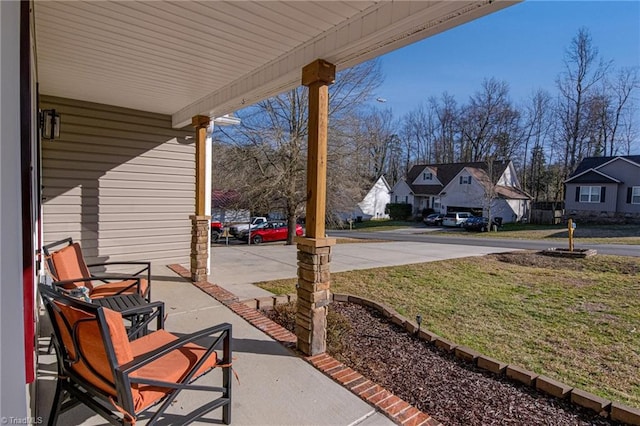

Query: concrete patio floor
left=35, top=265, right=395, bottom=425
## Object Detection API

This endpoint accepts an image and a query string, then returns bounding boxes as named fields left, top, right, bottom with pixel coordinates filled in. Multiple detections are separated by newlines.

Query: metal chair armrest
left=119, top=323, right=232, bottom=375
left=86, top=261, right=150, bottom=278
left=53, top=276, right=143, bottom=297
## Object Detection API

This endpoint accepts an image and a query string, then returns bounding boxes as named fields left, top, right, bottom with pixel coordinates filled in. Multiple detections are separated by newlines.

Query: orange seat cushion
left=128, top=330, right=219, bottom=412
left=89, top=279, right=149, bottom=299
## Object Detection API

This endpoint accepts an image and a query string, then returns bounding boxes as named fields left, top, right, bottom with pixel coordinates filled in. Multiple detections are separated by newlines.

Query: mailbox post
left=568, top=218, right=577, bottom=251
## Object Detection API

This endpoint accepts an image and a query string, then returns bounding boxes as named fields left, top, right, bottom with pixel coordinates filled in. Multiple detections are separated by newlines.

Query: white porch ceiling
left=34, top=1, right=518, bottom=128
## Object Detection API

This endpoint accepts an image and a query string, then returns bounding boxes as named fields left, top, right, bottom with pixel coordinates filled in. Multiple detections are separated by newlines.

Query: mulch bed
left=265, top=302, right=617, bottom=426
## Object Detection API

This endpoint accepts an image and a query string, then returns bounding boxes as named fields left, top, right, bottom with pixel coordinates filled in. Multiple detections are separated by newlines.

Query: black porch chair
left=39, top=284, right=232, bottom=425
left=42, top=237, right=151, bottom=302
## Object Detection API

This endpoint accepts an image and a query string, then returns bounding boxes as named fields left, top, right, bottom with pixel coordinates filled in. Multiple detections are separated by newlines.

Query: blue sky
left=373, top=1, right=640, bottom=117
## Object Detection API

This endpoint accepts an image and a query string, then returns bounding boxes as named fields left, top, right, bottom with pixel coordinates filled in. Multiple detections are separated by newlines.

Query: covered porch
left=35, top=264, right=398, bottom=425
left=0, top=0, right=519, bottom=422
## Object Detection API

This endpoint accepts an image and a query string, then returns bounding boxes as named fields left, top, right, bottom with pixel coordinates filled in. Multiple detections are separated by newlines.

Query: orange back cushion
left=50, top=243, right=92, bottom=289
left=52, top=301, right=133, bottom=396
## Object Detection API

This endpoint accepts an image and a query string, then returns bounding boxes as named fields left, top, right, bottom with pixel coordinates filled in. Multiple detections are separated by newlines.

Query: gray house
left=565, top=155, right=640, bottom=222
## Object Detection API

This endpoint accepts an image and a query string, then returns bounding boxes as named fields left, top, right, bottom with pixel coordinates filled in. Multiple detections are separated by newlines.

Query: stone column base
left=295, top=237, right=335, bottom=355
left=190, top=215, right=210, bottom=282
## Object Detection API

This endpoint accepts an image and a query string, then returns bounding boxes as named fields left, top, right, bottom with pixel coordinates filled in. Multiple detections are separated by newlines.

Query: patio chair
left=42, top=237, right=151, bottom=301
left=39, top=284, right=232, bottom=425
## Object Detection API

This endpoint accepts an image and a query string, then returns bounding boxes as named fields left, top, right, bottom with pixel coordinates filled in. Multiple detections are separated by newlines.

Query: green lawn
left=431, top=224, right=640, bottom=244
left=256, top=252, right=640, bottom=408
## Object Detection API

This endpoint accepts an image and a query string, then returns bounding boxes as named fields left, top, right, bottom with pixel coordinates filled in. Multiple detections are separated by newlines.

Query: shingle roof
left=569, top=155, right=640, bottom=177
left=406, top=161, right=510, bottom=195
left=212, top=190, right=242, bottom=208
left=496, top=185, right=530, bottom=200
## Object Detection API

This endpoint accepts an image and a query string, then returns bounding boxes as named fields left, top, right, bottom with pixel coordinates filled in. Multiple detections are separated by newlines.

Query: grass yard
left=433, top=224, right=640, bottom=244
left=256, top=252, right=640, bottom=408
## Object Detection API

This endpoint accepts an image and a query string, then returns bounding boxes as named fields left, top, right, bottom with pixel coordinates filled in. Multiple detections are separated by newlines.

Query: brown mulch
left=264, top=302, right=618, bottom=426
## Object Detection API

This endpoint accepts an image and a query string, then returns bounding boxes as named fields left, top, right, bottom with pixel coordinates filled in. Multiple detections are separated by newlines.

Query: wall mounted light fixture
left=41, top=109, right=60, bottom=140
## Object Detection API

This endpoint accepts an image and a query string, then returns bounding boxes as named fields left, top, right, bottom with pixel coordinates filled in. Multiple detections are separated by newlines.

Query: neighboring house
left=357, top=176, right=391, bottom=220
left=336, top=176, right=391, bottom=221
left=564, top=155, right=640, bottom=222
left=211, top=190, right=250, bottom=223
left=390, top=161, right=530, bottom=223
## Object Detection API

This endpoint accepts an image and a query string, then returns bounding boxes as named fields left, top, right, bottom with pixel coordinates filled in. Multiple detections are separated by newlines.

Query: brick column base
left=295, top=237, right=335, bottom=355
left=190, top=215, right=210, bottom=282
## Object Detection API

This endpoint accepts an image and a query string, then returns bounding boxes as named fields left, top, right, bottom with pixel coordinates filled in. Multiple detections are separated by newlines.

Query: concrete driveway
left=209, top=241, right=518, bottom=299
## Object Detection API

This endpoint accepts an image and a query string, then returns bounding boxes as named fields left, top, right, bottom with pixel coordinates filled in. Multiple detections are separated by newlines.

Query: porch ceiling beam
left=171, top=0, right=518, bottom=128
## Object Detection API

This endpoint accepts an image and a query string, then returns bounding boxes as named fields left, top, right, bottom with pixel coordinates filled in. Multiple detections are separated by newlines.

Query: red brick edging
left=334, top=293, right=640, bottom=426
left=166, top=264, right=440, bottom=426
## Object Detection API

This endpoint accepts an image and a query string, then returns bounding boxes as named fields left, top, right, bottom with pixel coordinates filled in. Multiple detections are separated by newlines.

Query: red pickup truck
left=211, top=221, right=224, bottom=242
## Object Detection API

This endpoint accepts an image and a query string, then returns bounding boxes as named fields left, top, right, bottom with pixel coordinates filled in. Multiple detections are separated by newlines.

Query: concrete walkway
left=210, top=241, right=518, bottom=300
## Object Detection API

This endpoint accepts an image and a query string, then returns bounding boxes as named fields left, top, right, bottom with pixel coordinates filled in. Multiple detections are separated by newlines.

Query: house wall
left=412, top=167, right=441, bottom=185
left=41, top=96, right=195, bottom=267
left=390, top=180, right=414, bottom=206
left=1, top=0, right=29, bottom=418
left=358, top=177, right=390, bottom=219
left=504, top=199, right=528, bottom=223
left=497, top=162, right=520, bottom=187
left=440, top=174, right=484, bottom=212
left=565, top=183, right=618, bottom=215
left=212, top=208, right=251, bottom=224
left=598, top=160, right=640, bottom=214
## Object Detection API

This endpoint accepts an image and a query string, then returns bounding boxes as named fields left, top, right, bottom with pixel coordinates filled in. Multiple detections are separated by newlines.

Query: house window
left=459, top=176, right=471, bottom=184
left=394, top=195, right=398, bottom=203
left=423, top=172, right=432, bottom=181
left=433, top=198, right=441, bottom=211
left=579, top=186, right=601, bottom=203
left=404, top=196, right=408, bottom=204
left=632, top=187, right=640, bottom=204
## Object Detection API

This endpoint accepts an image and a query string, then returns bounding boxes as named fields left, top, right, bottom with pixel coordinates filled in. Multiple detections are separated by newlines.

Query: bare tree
left=555, top=27, right=610, bottom=178
left=459, top=78, right=522, bottom=162
left=593, top=67, right=639, bottom=156
left=215, top=60, right=383, bottom=243
left=521, top=89, right=554, bottom=195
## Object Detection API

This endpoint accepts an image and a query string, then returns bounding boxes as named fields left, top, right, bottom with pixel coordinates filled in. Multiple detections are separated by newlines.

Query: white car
left=229, top=216, right=268, bottom=237
left=442, top=212, right=472, bottom=227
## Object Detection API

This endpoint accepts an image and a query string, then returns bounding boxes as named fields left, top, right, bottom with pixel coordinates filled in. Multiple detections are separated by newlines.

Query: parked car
left=229, top=216, right=268, bottom=238
left=238, top=221, right=304, bottom=244
left=463, top=216, right=503, bottom=232
left=211, top=220, right=224, bottom=242
left=442, top=212, right=472, bottom=227
left=423, top=213, right=445, bottom=226
left=462, top=216, right=489, bottom=232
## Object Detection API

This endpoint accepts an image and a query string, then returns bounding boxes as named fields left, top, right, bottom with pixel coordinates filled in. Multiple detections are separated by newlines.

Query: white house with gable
left=390, top=161, right=530, bottom=223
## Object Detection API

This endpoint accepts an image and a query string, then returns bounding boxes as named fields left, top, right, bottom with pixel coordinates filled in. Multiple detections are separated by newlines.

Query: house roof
left=212, top=190, right=242, bottom=209
left=496, top=185, right=530, bottom=200
left=565, top=169, right=621, bottom=184
left=376, top=175, right=391, bottom=192
left=34, top=1, right=517, bottom=128
left=406, top=161, right=510, bottom=195
left=567, top=155, right=640, bottom=181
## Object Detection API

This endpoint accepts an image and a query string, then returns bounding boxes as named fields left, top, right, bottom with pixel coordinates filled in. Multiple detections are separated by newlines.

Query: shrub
left=386, top=203, right=412, bottom=220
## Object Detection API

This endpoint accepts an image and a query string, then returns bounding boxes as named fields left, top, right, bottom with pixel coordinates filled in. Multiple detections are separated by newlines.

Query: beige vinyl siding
left=41, top=96, right=195, bottom=267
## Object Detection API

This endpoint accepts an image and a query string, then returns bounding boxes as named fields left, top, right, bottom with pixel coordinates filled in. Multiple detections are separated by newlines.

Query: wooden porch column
left=295, top=59, right=336, bottom=355
left=190, top=115, right=210, bottom=282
